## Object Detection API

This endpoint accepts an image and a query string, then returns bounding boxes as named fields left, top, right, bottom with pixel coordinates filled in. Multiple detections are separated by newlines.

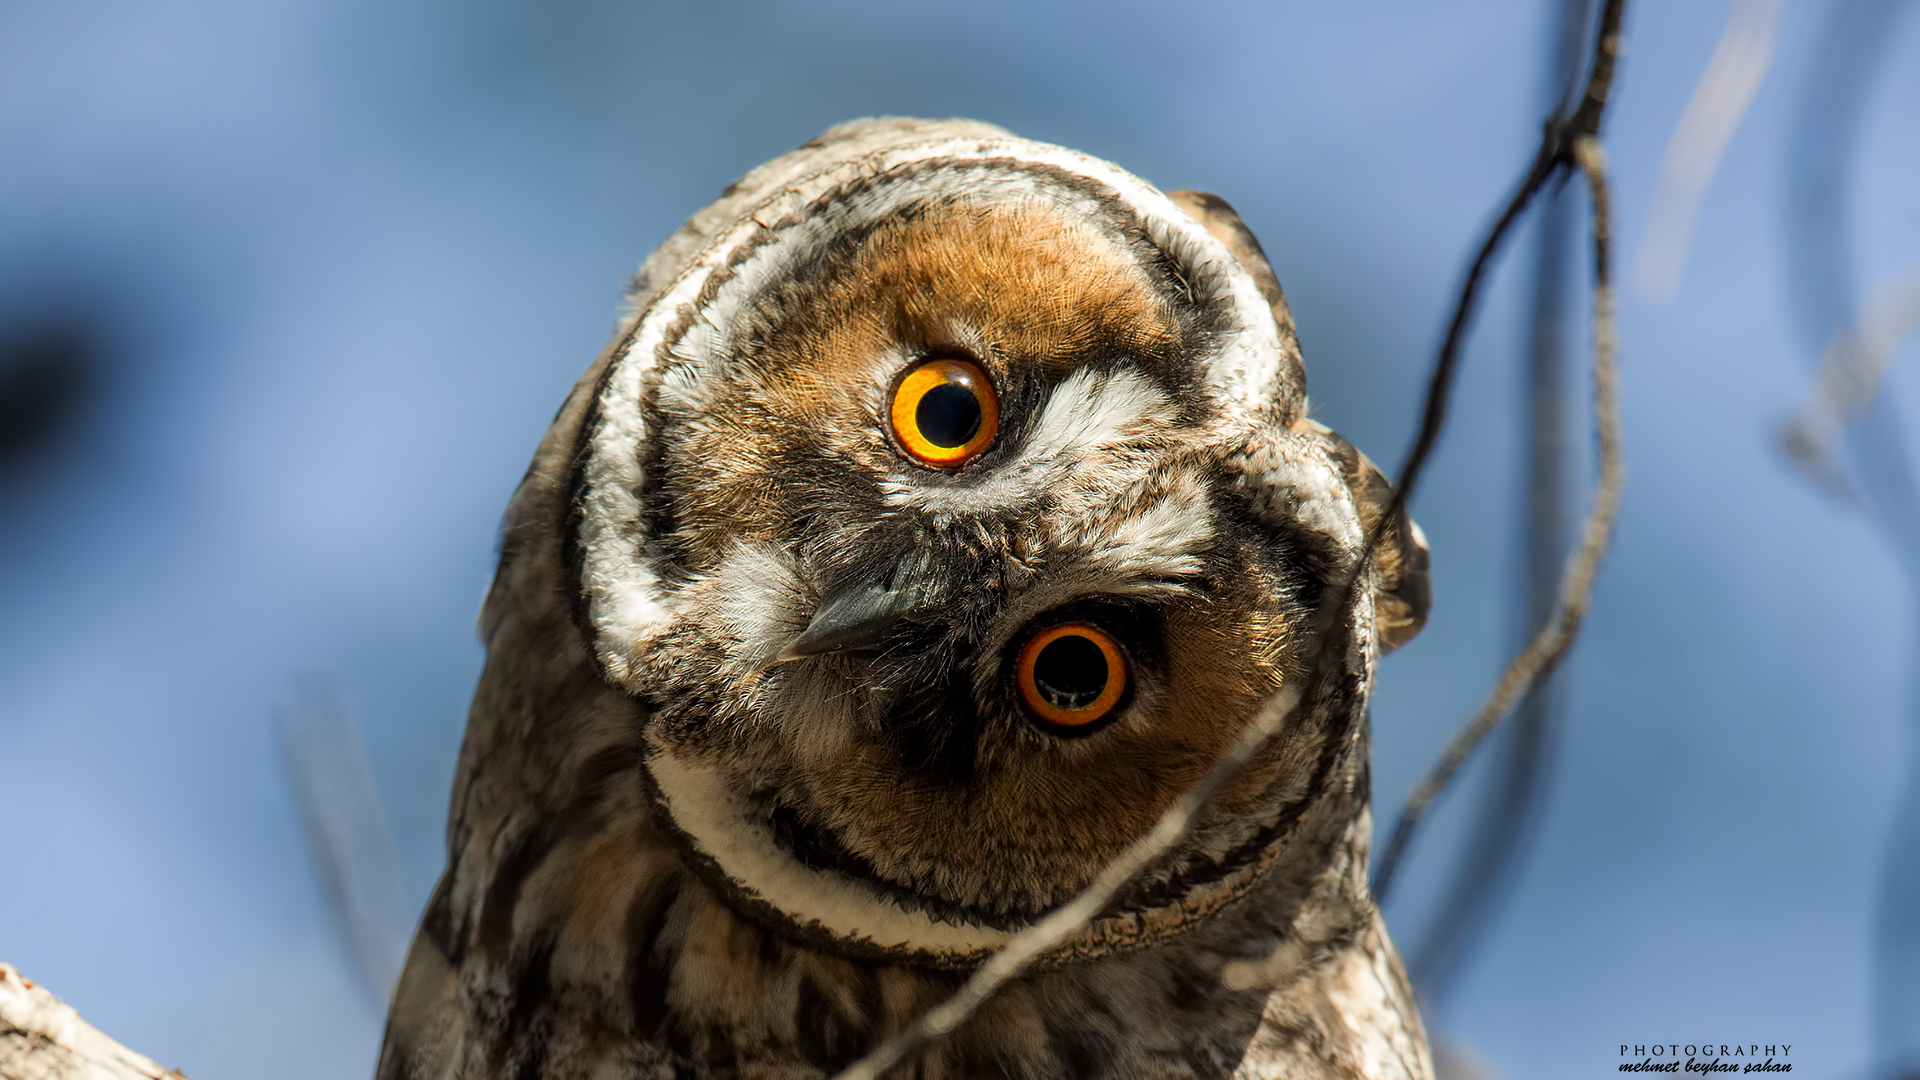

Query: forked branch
left=1372, top=133, right=1625, bottom=903
left=1371, top=0, right=1626, bottom=902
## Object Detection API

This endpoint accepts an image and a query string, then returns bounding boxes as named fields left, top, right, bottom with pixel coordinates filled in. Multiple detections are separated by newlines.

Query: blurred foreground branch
left=1781, top=5, right=1920, bottom=1066
left=0, top=964, right=187, bottom=1080
left=1631, top=0, right=1783, bottom=302
left=1781, top=269, right=1920, bottom=499
left=279, top=688, right=412, bottom=1008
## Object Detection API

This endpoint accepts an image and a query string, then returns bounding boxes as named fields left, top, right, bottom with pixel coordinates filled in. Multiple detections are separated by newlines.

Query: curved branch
left=1375, top=134, right=1623, bottom=903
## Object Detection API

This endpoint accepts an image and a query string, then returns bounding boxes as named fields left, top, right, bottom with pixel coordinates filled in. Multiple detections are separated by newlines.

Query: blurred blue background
left=2, top=2, right=1915, bottom=1077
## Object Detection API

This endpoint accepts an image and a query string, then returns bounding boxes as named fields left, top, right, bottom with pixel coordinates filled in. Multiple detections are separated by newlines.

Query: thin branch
left=1369, top=0, right=1625, bottom=904
left=1407, top=0, right=1596, bottom=1000
left=1374, top=132, right=1625, bottom=905
left=1376, top=0, right=1622, bottom=544
left=832, top=687, right=1303, bottom=1080
left=833, top=2, right=1629, bottom=1073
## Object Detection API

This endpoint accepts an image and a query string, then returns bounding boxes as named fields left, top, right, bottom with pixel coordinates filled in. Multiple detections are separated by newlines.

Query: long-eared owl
left=377, top=117, right=1435, bottom=1080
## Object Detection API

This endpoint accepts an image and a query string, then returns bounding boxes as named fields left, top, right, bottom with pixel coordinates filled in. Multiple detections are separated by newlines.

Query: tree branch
left=0, top=964, right=189, bottom=1080
left=1373, top=130, right=1626, bottom=904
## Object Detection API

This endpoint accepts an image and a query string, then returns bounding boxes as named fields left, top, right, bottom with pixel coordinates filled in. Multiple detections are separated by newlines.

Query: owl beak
left=777, top=577, right=931, bottom=662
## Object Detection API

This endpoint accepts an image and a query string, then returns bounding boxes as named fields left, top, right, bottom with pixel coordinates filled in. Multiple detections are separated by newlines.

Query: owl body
left=379, top=118, right=1433, bottom=1080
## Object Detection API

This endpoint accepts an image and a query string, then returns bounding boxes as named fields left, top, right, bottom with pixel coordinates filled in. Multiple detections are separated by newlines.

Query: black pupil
left=915, top=381, right=982, bottom=448
left=1033, top=634, right=1109, bottom=710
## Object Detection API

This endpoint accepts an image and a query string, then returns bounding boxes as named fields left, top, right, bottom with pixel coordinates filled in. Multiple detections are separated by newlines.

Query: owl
left=377, top=117, right=1434, bottom=1080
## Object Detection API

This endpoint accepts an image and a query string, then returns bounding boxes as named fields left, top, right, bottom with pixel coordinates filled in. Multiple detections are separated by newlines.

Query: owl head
left=519, top=118, right=1427, bottom=972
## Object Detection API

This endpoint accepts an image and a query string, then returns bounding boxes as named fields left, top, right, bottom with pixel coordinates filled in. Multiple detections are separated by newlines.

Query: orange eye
left=1017, top=623, right=1129, bottom=732
left=889, top=358, right=998, bottom=467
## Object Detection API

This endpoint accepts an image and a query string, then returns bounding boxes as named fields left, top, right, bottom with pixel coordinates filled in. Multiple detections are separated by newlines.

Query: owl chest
left=406, top=842, right=1421, bottom=1080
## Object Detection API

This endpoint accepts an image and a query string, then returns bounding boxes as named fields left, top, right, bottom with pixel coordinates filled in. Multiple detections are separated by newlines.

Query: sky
left=1, top=2, right=1916, bottom=1078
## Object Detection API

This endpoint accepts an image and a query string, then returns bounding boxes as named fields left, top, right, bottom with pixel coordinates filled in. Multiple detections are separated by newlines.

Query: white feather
left=648, top=741, right=1015, bottom=956
left=881, top=368, right=1171, bottom=514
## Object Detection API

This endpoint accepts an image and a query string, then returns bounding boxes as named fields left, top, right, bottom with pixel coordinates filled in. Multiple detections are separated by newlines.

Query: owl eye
left=888, top=357, right=999, bottom=467
left=1016, top=623, right=1129, bottom=733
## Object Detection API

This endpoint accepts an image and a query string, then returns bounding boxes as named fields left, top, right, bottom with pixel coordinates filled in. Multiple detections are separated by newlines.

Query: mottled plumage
left=378, top=117, right=1434, bottom=1080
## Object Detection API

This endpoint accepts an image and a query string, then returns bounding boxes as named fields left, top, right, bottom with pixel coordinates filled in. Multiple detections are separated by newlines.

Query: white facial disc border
left=579, top=135, right=1284, bottom=689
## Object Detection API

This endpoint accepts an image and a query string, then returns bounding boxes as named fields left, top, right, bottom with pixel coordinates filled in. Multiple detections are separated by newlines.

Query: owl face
left=571, top=131, right=1413, bottom=968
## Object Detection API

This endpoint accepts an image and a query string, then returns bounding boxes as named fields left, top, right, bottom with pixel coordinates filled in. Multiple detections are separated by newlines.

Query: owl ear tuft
left=1300, top=420, right=1432, bottom=654
left=1170, top=189, right=1429, bottom=652
left=1166, top=189, right=1307, bottom=421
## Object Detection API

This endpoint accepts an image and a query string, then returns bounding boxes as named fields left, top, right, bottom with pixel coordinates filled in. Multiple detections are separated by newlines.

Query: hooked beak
left=778, top=566, right=941, bottom=662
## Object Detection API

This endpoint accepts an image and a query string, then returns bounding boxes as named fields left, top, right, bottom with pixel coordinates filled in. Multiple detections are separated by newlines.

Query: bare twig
left=1373, top=132, right=1625, bottom=904
left=1407, top=0, right=1596, bottom=1002
left=833, top=3, right=1629, bottom=1073
left=1375, top=0, right=1621, bottom=545
left=1369, top=0, right=1625, bottom=905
